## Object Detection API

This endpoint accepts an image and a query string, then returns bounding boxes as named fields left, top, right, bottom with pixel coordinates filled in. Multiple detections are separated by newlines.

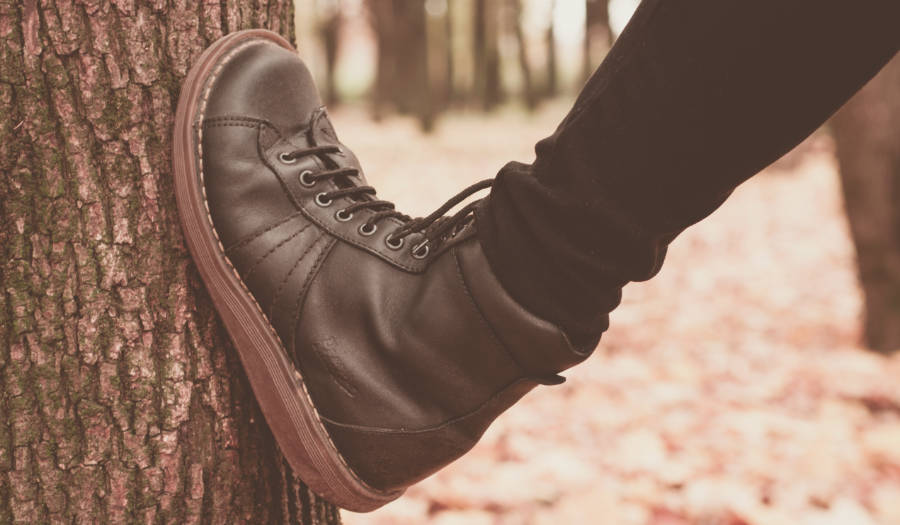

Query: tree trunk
left=443, top=0, right=456, bottom=106
left=472, top=0, right=502, bottom=110
left=317, top=1, right=342, bottom=106
left=0, top=1, right=342, bottom=523
left=367, top=0, right=433, bottom=130
left=544, top=0, right=558, bottom=99
left=583, top=0, right=611, bottom=83
left=424, top=0, right=453, bottom=113
left=367, top=0, right=394, bottom=120
left=509, top=0, right=537, bottom=111
left=831, top=55, right=900, bottom=354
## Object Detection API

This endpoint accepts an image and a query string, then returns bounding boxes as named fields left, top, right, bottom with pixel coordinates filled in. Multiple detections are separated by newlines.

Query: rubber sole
left=172, top=29, right=403, bottom=513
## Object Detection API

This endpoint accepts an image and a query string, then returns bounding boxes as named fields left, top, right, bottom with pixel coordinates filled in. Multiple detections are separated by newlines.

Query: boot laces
left=282, top=145, right=492, bottom=258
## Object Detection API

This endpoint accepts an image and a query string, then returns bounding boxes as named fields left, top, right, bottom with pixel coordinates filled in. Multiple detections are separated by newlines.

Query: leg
left=477, top=0, right=900, bottom=343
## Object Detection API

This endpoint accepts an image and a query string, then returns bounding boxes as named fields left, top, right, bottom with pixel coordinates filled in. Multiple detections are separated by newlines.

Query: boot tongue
left=308, top=107, right=369, bottom=186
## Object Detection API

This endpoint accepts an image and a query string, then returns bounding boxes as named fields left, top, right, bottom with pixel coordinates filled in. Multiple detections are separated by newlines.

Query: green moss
left=41, top=53, right=70, bottom=90
left=0, top=23, right=26, bottom=85
left=98, top=90, right=134, bottom=137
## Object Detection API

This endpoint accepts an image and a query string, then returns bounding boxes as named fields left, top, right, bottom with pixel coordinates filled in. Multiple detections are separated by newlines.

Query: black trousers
left=476, top=0, right=900, bottom=346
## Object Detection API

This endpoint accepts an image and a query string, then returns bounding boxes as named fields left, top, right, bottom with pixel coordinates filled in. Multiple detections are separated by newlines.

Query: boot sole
left=172, top=29, right=403, bottom=512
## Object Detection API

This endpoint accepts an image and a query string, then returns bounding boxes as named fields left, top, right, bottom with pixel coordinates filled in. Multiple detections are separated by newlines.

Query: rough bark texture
left=0, top=1, right=342, bottom=523
left=832, top=55, right=900, bottom=354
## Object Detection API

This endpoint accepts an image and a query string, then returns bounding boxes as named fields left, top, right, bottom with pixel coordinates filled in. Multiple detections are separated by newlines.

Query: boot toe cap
left=203, top=38, right=322, bottom=133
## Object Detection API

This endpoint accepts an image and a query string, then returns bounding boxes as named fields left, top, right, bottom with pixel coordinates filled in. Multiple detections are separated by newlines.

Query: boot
left=173, top=29, right=594, bottom=512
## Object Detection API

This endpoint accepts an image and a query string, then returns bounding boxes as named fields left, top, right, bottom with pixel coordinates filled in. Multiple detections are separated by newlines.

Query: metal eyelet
left=315, top=193, right=333, bottom=207
left=299, top=170, right=316, bottom=187
left=358, top=223, right=377, bottom=236
left=385, top=235, right=404, bottom=250
left=335, top=209, right=353, bottom=222
left=279, top=152, right=298, bottom=164
left=411, top=241, right=430, bottom=260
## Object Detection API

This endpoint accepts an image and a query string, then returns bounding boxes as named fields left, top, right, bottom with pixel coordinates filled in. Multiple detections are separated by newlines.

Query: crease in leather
left=321, top=377, right=539, bottom=491
left=288, top=234, right=338, bottom=359
left=319, top=376, right=541, bottom=434
left=240, top=221, right=314, bottom=279
left=292, top=242, right=523, bottom=430
left=450, top=245, right=529, bottom=376
left=455, top=239, right=592, bottom=374
left=224, top=210, right=305, bottom=253
left=267, top=234, right=336, bottom=356
left=224, top=212, right=311, bottom=268
left=268, top=230, right=329, bottom=318
left=233, top=226, right=322, bottom=322
left=201, top=122, right=297, bottom=247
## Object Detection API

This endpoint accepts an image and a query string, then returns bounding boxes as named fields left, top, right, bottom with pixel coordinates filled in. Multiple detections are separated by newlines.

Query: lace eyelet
left=411, top=242, right=430, bottom=260
left=385, top=235, right=404, bottom=250
left=335, top=209, right=353, bottom=222
left=358, top=223, right=377, bottom=236
left=315, top=193, right=333, bottom=207
left=299, top=170, right=316, bottom=187
left=279, top=152, right=298, bottom=164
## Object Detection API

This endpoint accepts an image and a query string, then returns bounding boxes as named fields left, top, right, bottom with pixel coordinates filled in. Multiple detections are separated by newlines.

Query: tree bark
left=831, top=55, right=900, bottom=354
left=0, top=1, right=342, bottom=523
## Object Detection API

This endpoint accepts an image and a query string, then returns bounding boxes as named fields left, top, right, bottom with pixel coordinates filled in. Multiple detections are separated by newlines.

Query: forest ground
left=332, top=102, right=900, bottom=525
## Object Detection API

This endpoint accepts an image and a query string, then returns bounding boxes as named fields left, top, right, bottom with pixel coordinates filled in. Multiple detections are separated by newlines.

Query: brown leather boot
left=173, top=30, right=594, bottom=512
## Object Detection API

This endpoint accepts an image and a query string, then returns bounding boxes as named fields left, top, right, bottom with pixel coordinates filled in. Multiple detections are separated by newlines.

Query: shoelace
left=281, top=145, right=493, bottom=258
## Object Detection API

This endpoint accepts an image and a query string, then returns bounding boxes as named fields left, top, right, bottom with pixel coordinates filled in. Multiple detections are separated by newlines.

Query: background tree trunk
left=543, top=0, right=558, bottom=99
left=367, top=0, right=395, bottom=120
left=0, top=1, right=342, bottom=522
left=443, top=0, right=456, bottom=106
left=509, top=0, right=537, bottom=111
left=831, top=55, right=900, bottom=354
left=367, top=0, right=433, bottom=130
left=472, top=0, right=502, bottom=111
left=583, top=0, right=611, bottom=83
left=317, top=0, right=343, bottom=106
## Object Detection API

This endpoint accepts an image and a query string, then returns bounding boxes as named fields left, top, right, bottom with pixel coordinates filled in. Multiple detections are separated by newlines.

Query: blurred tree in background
left=316, top=0, right=343, bottom=105
left=832, top=55, right=900, bottom=354
left=369, top=0, right=433, bottom=128
left=296, top=0, right=615, bottom=129
left=583, top=0, right=612, bottom=83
